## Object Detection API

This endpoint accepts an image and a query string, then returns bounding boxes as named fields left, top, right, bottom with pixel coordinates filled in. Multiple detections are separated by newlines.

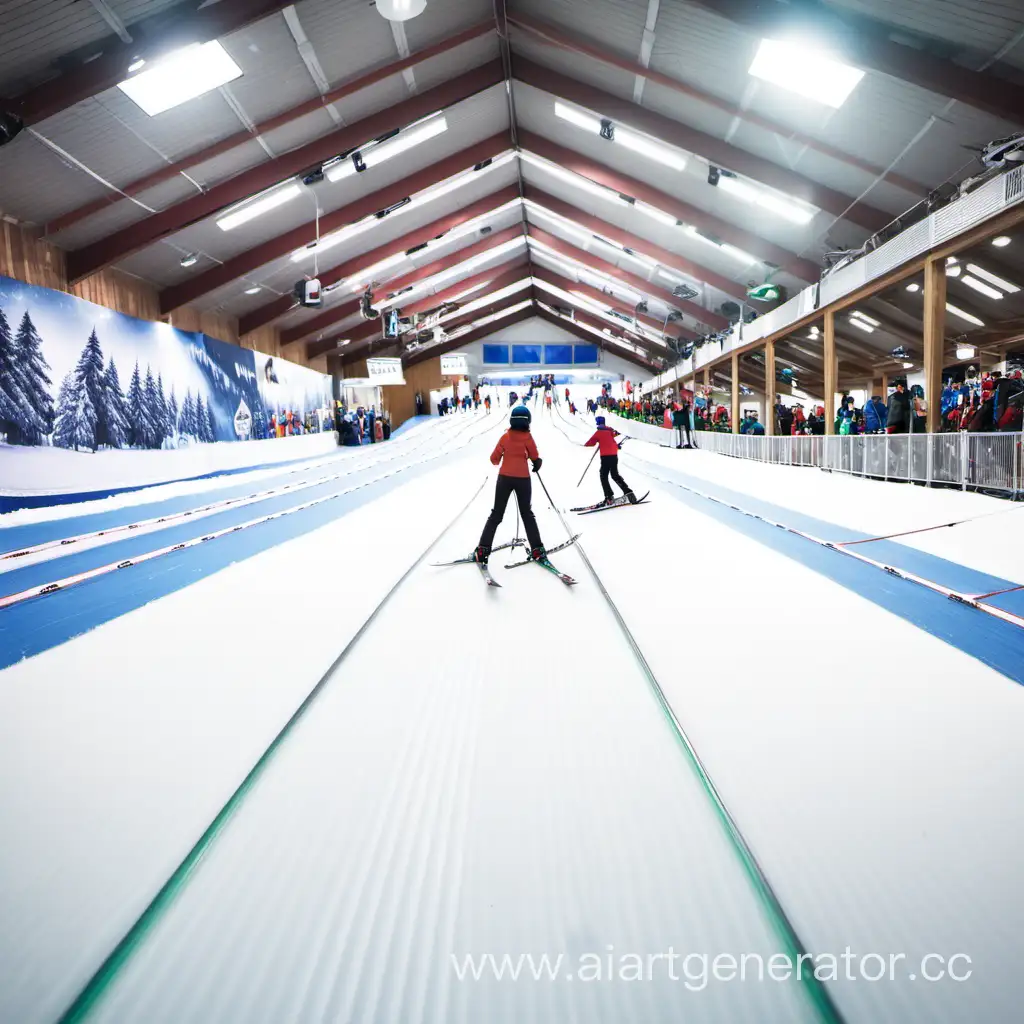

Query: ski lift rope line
left=538, top=411, right=846, bottom=1024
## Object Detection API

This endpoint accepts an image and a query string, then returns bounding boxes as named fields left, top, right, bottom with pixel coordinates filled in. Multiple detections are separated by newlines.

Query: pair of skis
left=432, top=534, right=580, bottom=587
left=570, top=491, right=651, bottom=515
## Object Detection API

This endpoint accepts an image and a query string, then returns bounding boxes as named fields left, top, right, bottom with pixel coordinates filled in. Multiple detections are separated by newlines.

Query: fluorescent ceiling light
left=326, top=116, right=448, bottom=182
left=961, top=275, right=1003, bottom=301
left=992, top=236, right=1011, bottom=247
left=118, top=41, right=243, bottom=116
left=905, top=282, right=920, bottom=292
left=848, top=316, right=874, bottom=333
left=127, top=58, right=145, bottom=73
left=721, top=243, right=759, bottom=265
left=748, top=38, right=864, bottom=108
left=956, top=344, right=976, bottom=360
left=946, top=302, right=984, bottom=327
left=850, top=310, right=879, bottom=326
left=553, top=102, right=603, bottom=134
left=472, top=298, right=532, bottom=329
left=553, top=103, right=687, bottom=170
left=448, top=281, right=490, bottom=302
left=717, top=174, right=815, bottom=225
left=616, top=128, right=687, bottom=171
left=217, top=183, right=302, bottom=231
left=245, top=286, right=261, bottom=295
left=291, top=217, right=376, bottom=262
left=342, top=252, right=407, bottom=291
left=902, top=361, right=914, bottom=369
left=965, top=264, right=1019, bottom=293
left=656, top=268, right=684, bottom=285
left=636, top=203, right=680, bottom=228
left=521, top=151, right=628, bottom=205
left=179, top=253, right=198, bottom=268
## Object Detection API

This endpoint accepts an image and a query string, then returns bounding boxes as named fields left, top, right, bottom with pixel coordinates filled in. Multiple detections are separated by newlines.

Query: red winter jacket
left=490, top=430, right=539, bottom=478
left=585, top=426, right=620, bottom=456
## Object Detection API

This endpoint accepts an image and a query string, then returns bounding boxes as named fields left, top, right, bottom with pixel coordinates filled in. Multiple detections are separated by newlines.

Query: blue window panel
left=544, top=344, right=573, bottom=365
left=512, top=344, right=542, bottom=364
left=482, top=344, right=509, bottom=364
left=574, top=344, right=599, bottom=364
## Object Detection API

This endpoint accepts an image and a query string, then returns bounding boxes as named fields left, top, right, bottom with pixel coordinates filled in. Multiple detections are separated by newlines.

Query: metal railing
left=688, top=430, right=1023, bottom=496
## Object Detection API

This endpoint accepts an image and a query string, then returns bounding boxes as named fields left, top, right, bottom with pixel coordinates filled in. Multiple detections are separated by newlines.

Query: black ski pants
left=479, top=474, right=542, bottom=551
left=600, top=454, right=630, bottom=499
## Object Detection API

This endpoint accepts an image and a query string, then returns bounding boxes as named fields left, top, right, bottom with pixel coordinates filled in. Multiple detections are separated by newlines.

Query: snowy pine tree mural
left=143, top=367, right=163, bottom=449
left=52, top=372, right=76, bottom=450
left=168, top=387, right=179, bottom=441
left=0, top=302, right=46, bottom=444
left=100, top=358, right=129, bottom=449
left=13, top=310, right=53, bottom=444
left=75, top=328, right=106, bottom=449
left=179, top=390, right=196, bottom=441
left=204, top=399, right=216, bottom=443
left=156, top=373, right=170, bottom=446
left=125, top=361, right=148, bottom=448
left=52, top=366, right=96, bottom=452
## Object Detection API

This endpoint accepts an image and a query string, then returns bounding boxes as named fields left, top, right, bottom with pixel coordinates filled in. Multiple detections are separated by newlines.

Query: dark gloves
left=532, top=458, right=543, bottom=473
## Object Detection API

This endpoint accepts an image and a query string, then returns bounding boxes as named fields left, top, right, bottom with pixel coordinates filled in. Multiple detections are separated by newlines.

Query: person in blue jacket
left=863, top=395, right=888, bottom=433
left=746, top=411, right=765, bottom=435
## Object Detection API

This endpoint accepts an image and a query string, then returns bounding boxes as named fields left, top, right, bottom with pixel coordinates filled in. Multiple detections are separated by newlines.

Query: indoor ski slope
left=1, top=408, right=1023, bottom=1024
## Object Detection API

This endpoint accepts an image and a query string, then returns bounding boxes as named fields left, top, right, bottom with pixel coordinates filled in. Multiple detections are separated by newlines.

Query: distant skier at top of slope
left=584, top=416, right=637, bottom=507
left=475, top=404, right=547, bottom=566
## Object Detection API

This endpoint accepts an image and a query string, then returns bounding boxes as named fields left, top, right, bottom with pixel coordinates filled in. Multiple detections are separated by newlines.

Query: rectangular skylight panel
left=748, top=38, right=864, bottom=108
left=118, top=41, right=243, bottom=116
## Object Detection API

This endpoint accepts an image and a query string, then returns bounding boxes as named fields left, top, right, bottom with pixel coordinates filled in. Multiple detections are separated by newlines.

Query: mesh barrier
left=680, top=430, right=1023, bottom=496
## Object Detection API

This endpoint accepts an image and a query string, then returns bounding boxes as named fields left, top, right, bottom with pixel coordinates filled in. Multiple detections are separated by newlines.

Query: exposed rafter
left=689, top=0, right=1024, bottom=127
left=524, top=186, right=745, bottom=301
left=515, top=58, right=891, bottom=233
left=528, top=223, right=728, bottom=330
left=163, top=135, right=510, bottom=315
left=238, top=183, right=520, bottom=334
left=404, top=303, right=536, bottom=367
left=282, top=224, right=524, bottom=347
left=66, top=61, right=505, bottom=284
left=509, top=13, right=927, bottom=196
left=46, top=22, right=495, bottom=235
left=536, top=302, right=663, bottom=371
left=5, top=0, right=297, bottom=127
left=520, top=130, right=821, bottom=282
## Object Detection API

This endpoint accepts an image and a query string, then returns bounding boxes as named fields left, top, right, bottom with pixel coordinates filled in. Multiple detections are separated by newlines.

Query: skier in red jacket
left=584, top=416, right=636, bottom=505
left=475, top=405, right=547, bottom=565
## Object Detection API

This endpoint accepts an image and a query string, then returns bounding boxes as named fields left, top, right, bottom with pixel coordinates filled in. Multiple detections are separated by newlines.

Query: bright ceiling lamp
left=992, top=236, right=1012, bottom=247
left=553, top=102, right=687, bottom=171
left=956, top=343, right=977, bottom=360
left=217, top=183, right=303, bottom=231
left=636, top=202, right=680, bottom=228
left=342, top=252, right=407, bottom=291
left=850, top=310, right=879, bottom=327
left=961, top=275, right=1003, bottom=301
left=906, top=282, right=920, bottom=292
left=375, top=0, right=427, bottom=21
left=717, top=174, right=815, bottom=225
left=748, top=38, right=864, bottom=108
left=946, top=302, right=985, bottom=327
left=327, top=116, right=448, bottom=182
left=945, top=256, right=962, bottom=278
left=965, top=264, right=1019, bottom=293
left=847, top=315, right=874, bottom=333
left=521, top=151, right=629, bottom=206
left=118, top=41, right=243, bottom=116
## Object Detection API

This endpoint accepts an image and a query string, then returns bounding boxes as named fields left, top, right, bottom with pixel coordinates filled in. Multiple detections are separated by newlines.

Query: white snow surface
left=1, top=411, right=1022, bottom=1023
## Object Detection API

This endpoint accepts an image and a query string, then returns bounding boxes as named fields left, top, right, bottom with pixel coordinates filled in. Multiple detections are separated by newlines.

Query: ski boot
left=530, top=546, right=547, bottom=562
left=474, top=545, right=490, bottom=565
left=599, top=495, right=615, bottom=507
left=624, top=490, right=638, bottom=504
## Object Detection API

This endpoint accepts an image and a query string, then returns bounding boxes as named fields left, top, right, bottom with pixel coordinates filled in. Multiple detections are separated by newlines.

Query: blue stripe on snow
left=0, top=440, right=341, bottom=515
left=0, top=439, right=485, bottom=670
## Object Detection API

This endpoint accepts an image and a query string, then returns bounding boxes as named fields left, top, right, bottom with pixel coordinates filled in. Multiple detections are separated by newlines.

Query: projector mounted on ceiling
left=376, top=0, right=427, bottom=22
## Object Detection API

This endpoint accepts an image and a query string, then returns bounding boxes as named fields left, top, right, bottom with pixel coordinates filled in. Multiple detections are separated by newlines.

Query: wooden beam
left=520, top=130, right=821, bottom=282
left=508, top=13, right=927, bottom=196
left=524, top=185, right=745, bottom=301
left=44, top=21, right=496, bottom=234
left=515, top=57, right=891, bottom=233
left=923, top=257, right=946, bottom=433
left=764, top=339, right=775, bottom=435
left=66, top=61, right=505, bottom=284
left=824, top=310, right=837, bottom=434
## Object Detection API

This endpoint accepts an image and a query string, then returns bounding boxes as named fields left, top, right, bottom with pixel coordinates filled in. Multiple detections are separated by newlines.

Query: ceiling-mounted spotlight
left=708, top=165, right=721, bottom=186
left=956, top=342, right=977, bottom=360
left=127, top=57, right=146, bottom=73
left=946, top=256, right=962, bottom=278
left=375, top=0, right=427, bottom=21
left=180, top=253, right=198, bottom=268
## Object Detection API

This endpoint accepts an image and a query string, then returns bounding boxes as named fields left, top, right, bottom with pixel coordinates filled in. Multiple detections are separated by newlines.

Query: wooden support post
left=923, top=256, right=946, bottom=433
left=764, top=339, right=775, bottom=435
left=880, top=372, right=889, bottom=397
left=731, top=350, right=740, bottom=433
left=824, top=310, right=837, bottom=435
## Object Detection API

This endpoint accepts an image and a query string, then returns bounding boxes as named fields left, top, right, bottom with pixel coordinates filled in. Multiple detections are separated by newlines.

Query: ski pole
left=576, top=446, right=598, bottom=488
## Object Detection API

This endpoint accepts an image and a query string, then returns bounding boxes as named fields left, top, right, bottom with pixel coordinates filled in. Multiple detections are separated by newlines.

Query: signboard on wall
left=440, top=353, right=468, bottom=376
left=366, top=357, right=406, bottom=385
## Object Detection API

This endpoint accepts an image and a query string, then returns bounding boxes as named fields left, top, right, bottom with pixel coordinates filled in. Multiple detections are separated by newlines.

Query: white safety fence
left=691, top=430, right=1024, bottom=495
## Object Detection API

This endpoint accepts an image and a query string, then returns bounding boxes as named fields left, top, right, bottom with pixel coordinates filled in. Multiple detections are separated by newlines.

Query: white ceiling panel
left=402, top=0, right=493, bottom=51
left=411, top=33, right=501, bottom=94
left=514, top=0, right=648, bottom=61
left=328, top=74, right=412, bottom=128
left=186, top=138, right=273, bottom=192
left=293, top=0, right=402, bottom=87
left=218, top=12, right=321, bottom=127
left=259, top=108, right=338, bottom=159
